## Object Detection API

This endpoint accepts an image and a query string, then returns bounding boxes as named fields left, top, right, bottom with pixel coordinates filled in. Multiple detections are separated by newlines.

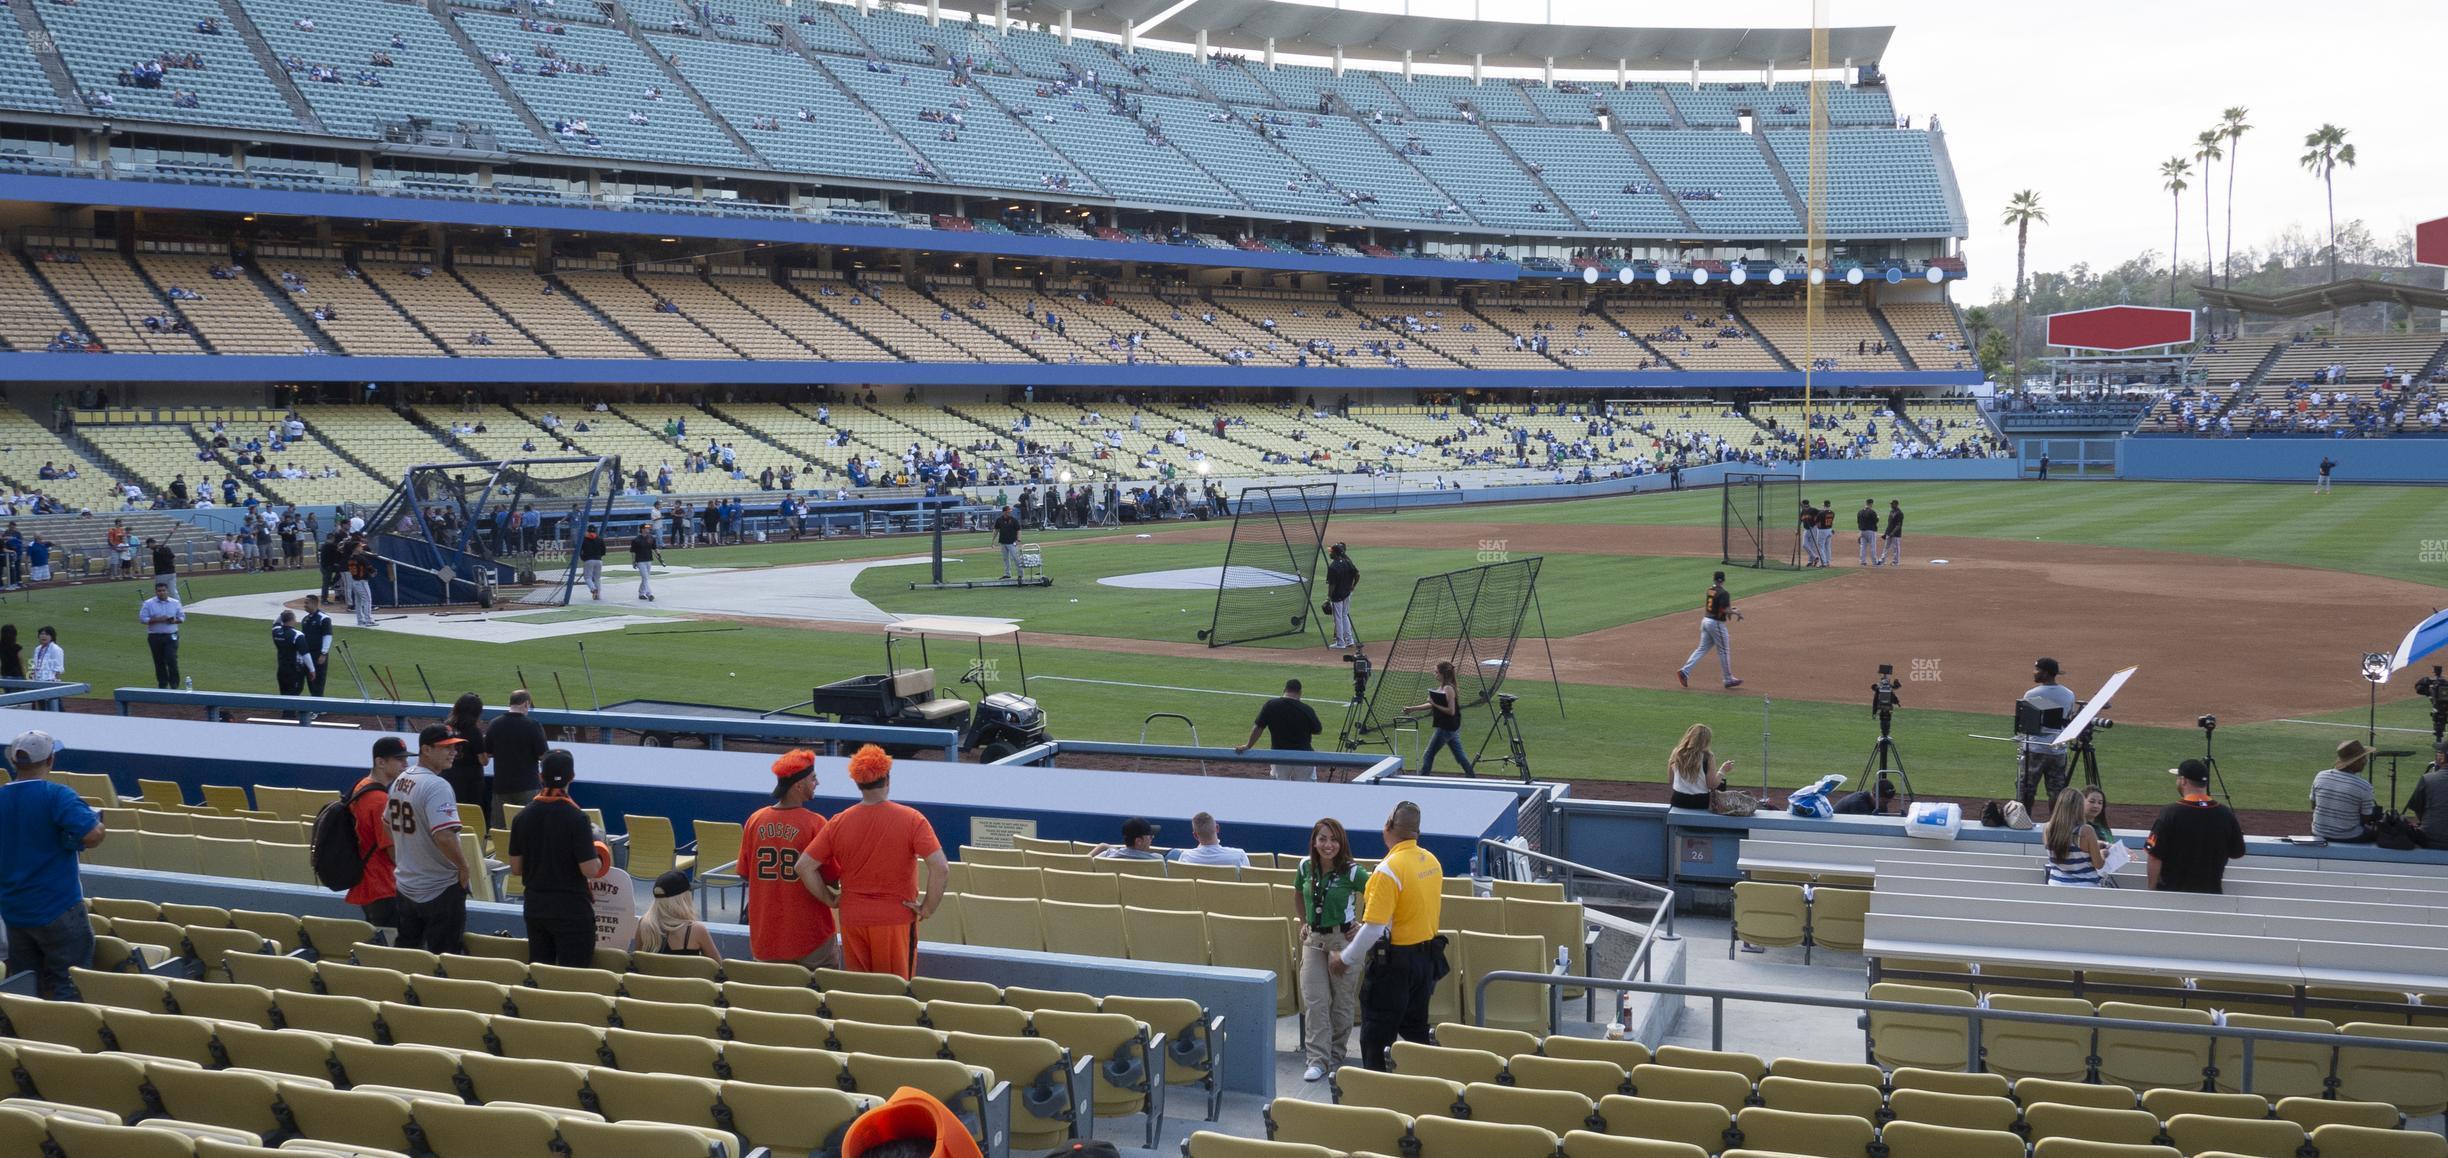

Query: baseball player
left=1323, top=543, right=1360, bottom=650
left=1798, top=501, right=1821, bottom=567
left=2316, top=456, right=2335, bottom=494
left=1855, top=499, right=1879, bottom=565
left=1676, top=571, right=1743, bottom=689
left=1878, top=500, right=1904, bottom=565
left=1817, top=501, right=1838, bottom=567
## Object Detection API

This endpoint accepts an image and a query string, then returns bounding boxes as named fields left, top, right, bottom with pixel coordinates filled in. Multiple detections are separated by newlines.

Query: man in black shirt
left=1238, top=678, right=1323, bottom=782
left=1677, top=572, right=1742, bottom=689
left=2316, top=456, right=2336, bottom=494
left=1878, top=501, right=1904, bottom=566
left=487, top=689, right=550, bottom=825
left=272, top=610, right=306, bottom=696
left=507, top=750, right=602, bottom=967
left=1324, top=543, right=1360, bottom=650
left=2146, top=759, right=2246, bottom=893
left=630, top=525, right=658, bottom=602
left=994, top=506, right=1022, bottom=579
left=1855, top=499, right=1879, bottom=567
left=297, top=595, right=333, bottom=697
left=150, top=538, right=176, bottom=579
left=578, top=527, right=606, bottom=601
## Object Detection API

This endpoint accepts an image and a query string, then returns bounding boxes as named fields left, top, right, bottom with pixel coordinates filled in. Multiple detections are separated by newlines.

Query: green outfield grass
left=25, top=479, right=2444, bottom=811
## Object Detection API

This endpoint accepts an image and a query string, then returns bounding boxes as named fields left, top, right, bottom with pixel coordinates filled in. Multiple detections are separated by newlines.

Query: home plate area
left=1096, top=566, right=1302, bottom=591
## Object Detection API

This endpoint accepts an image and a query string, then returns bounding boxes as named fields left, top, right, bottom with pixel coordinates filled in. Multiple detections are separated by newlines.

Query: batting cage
left=1197, top=482, right=1337, bottom=647
left=1343, top=557, right=1544, bottom=746
left=361, top=457, right=616, bottom=608
left=1721, top=472, right=1803, bottom=570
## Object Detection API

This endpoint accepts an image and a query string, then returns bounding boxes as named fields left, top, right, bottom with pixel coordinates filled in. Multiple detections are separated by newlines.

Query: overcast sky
left=1159, top=0, right=2440, bottom=302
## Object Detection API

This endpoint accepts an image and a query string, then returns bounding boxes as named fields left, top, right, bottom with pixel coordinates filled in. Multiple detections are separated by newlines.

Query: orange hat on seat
left=841, top=1086, right=981, bottom=1158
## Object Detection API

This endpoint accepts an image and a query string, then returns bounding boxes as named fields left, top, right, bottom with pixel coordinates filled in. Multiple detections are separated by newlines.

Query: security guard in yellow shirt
left=1332, top=800, right=1446, bottom=1070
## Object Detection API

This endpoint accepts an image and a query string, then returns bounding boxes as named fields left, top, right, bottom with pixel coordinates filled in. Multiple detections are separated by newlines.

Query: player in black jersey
left=1676, top=572, right=1743, bottom=689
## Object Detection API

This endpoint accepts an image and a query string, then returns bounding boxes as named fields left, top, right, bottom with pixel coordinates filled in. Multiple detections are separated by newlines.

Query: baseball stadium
left=0, top=0, right=2445, bottom=1155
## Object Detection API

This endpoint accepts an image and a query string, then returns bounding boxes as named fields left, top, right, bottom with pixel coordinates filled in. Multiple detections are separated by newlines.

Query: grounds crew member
left=1324, top=543, right=1360, bottom=650
left=508, top=749, right=604, bottom=967
left=740, top=749, right=840, bottom=968
left=808, top=745, right=948, bottom=978
left=1334, top=800, right=1445, bottom=1071
left=139, top=579, right=185, bottom=689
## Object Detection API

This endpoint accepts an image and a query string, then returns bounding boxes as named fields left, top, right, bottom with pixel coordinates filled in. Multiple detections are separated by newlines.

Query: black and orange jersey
left=1703, top=585, right=1731, bottom=621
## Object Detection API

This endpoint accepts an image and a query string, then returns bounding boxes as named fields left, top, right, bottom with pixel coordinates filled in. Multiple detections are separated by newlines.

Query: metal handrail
left=1473, top=837, right=1677, bottom=986
left=1473, top=971, right=2448, bottom=1093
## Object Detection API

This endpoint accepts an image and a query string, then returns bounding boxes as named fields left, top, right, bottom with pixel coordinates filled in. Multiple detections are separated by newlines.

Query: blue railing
left=990, top=738, right=1402, bottom=780
left=110, top=688, right=958, bottom=756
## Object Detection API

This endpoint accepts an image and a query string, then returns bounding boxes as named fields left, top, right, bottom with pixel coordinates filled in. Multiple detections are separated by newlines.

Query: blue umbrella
left=2389, top=607, right=2448, bottom=676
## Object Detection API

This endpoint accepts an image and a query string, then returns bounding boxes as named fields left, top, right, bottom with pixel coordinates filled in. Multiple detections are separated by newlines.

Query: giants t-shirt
left=740, top=804, right=837, bottom=960
left=343, top=775, right=396, bottom=907
left=1886, top=509, right=1904, bottom=536
left=810, top=799, right=942, bottom=927
left=1703, top=586, right=1732, bottom=621
left=386, top=770, right=463, bottom=903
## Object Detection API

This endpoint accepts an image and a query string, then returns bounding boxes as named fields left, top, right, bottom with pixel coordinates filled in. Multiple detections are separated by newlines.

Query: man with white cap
left=0, top=730, right=105, bottom=999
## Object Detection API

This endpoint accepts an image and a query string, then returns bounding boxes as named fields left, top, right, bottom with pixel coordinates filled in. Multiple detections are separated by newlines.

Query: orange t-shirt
left=808, top=799, right=942, bottom=927
left=739, top=803, right=837, bottom=961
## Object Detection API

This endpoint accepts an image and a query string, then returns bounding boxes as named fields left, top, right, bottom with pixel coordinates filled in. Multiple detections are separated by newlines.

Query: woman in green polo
left=1294, top=817, right=1369, bottom=1081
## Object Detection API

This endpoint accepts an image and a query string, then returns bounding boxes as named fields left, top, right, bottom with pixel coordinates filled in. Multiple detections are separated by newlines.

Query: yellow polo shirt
left=1359, top=838, right=1444, bottom=947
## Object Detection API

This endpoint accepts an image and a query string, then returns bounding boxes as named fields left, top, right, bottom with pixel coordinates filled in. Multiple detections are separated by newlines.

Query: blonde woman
left=634, top=869, right=721, bottom=959
left=2043, top=786, right=2106, bottom=887
left=1667, top=723, right=1733, bottom=810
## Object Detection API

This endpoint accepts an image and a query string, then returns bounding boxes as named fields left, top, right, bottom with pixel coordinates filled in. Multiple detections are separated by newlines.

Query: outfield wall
left=2119, top=437, right=2448, bottom=483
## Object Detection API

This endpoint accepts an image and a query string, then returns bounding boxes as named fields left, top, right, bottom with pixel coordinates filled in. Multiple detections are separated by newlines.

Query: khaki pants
left=1271, top=764, right=1318, bottom=782
left=782, top=937, right=841, bottom=972
left=1298, top=926, right=1360, bottom=1070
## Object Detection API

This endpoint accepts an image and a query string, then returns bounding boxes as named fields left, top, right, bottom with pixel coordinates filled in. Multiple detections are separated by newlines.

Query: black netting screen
left=1346, top=557, right=1543, bottom=743
left=365, top=457, right=613, bottom=607
left=1721, top=472, right=1803, bottom=570
left=1198, top=483, right=1336, bottom=648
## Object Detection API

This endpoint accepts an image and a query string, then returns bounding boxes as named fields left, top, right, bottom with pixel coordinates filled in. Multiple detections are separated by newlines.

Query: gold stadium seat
left=1043, top=868, right=1123, bottom=906
left=2140, top=1088, right=2269, bottom=1122
left=965, top=863, right=1045, bottom=898
left=1867, top=983, right=1978, bottom=1073
left=317, top=962, right=411, bottom=1004
left=145, top=1061, right=292, bottom=1137
left=1654, top=1045, right=1767, bottom=1084
left=1388, top=1041, right=1507, bottom=1086
left=334, top=1040, right=462, bottom=1097
left=1268, top=1099, right=1412, bottom=1155
left=490, top=1017, right=611, bottom=1067
left=1464, top=1080, right=1595, bottom=1136
left=1033, top=1007, right=1165, bottom=1146
left=222, top=952, right=315, bottom=994
left=944, top=1030, right=1082, bottom=1150
left=1627, top=1064, right=1750, bottom=1112
left=610, top=1026, right=728, bottom=1082
left=1411, top=1113, right=1558, bottom=1158
left=2094, top=1002, right=2215, bottom=1092
left=925, top=999, right=1030, bottom=1038
left=723, top=1007, right=835, bottom=1050
left=1730, top=882, right=1808, bottom=958
left=1042, top=899, right=1128, bottom=957
left=1124, top=905, right=1210, bottom=966
left=919, top=891, right=966, bottom=944
left=1984, top=995, right=2100, bottom=1083
left=557, top=1118, right=725, bottom=1158
left=1205, top=913, right=1299, bottom=1018
left=1195, top=880, right=1276, bottom=917
left=513, top=989, right=618, bottom=1028
left=961, top=894, right=1048, bottom=952
left=1560, top=1129, right=1706, bottom=1158
left=723, top=981, right=825, bottom=1016
left=2024, top=1102, right=2163, bottom=1148
left=2017, top=1078, right=2138, bottom=1110
left=958, top=844, right=1026, bottom=867
left=821, top=989, right=925, bottom=1026
left=1118, top=875, right=1199, bottom=911
left=1878, top=1120, right=2028, bottom=1158
left=1463, top=930, right=1558, bottom=1034
left=2274, top=1096, right=2397, bottom=1131
left=461, top=1054, right=594, bottom=1113
left=437, top=953, right=529, bottom=986
left=2335, top=1022, right=2448, bottom=1116
left=1886, top=1087, right=2021, bottom=1132
left=1595, top=1095, right=1732, bottom=1154
left=409, top=1098, right=567, bottom=1158
left=2308, top=1123, right=2448, bottom=1158
left=1754, top=1075, right=1880, bottom=1121
left=1509, top=1053, right=1630, bottom=1101
left=1542, top=1034, right=1650, bottom=1071
left=1890, top=1067, right=2011, bottom=1099
left=2210, top=1014, right=2336, bottom=1099
left=719, top=1042, right=849, bottom=1090
left=1732, top=1106, right=1882, bottom=1155
left=98, top=1007, right=219, bottom=1067
left=1434, top=1023, right=1540, bottom=1058
left=1188, top=1131, right=1340, bottom=1158
left=2160, top=1113, right=2304, bottom=1158
left=18, top=1048, right=157, bottom=1120
left=382, top=1001, right=493, bottom=1052
left=1337, top=1067, right=1465, bottom=1119
left=615, top=996, right=724, bottom=1039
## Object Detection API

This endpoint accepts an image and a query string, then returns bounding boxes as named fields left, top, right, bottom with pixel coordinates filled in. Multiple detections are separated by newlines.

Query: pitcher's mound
left=1099, top=566, right=1302, bottom=591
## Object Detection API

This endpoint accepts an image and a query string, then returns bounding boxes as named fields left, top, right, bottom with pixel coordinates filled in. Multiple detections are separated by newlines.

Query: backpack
left=311, top=780, right=381, bottom=892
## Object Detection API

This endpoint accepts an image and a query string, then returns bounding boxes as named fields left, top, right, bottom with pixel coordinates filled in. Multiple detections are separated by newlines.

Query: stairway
left=1586, top=296, right=1684, bottom=371
left=1343, top=104, right=1476, bottom=228
left=1866, top=303, right=1917, bottom=371
left=354, top=261, right=456, bottom=356
left=786, top=48, right=938, bottom=178
left=7, top=0, right=86, bottom=114
left=544, top=272, right=660, bottom=357
left=426, top=0, right=565, bottom=150
left=1722, top=302, right=1799, bottom=372
left=213, top=0, right=326, bottom=133
left=1468, top=121, right=1591, bottom=231
left=1606, top=123, right=1701, bottom=233
left=123, top=254, right=221, bottom=354
left=14, top=253, right=100, bottom=351
left=444, top=266, right=570, bottom=354
left=243, top=265, right=343, bottom=353
left=914, top=281, right=1045, bottom=362
left=962, top=75, right=1114, bottom=199
left=1748, top=127, right=1810, bottom=233
left=613, top=16, right=770, bottom=169
left=780, top=278, right=911, bottom=362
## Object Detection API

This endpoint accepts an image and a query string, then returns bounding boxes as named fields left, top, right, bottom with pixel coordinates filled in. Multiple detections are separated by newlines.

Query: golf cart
left=806, top=618, right=1049, bottom=761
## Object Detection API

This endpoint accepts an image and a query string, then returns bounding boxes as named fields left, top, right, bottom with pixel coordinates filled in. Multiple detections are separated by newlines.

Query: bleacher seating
left=81, top=422, right=260, bottom=508
left=2260, top=333, right=2448, bottom=389
left=244, top=0, right=545, bottom=150
left=1622, top=130, right=1799, bottom=236
left=1739, top=298, right=1901, bottom=370
left=1748, top=401, right=1906, bottom=459
left=0, top=410, right=126, bottom=513
left=453, top=10, right=752, bottom=168
left=255, top=255, right=444, bottom=357
left=38, top=0, right=302, bottom=133
left=358, top=259, right=548, bottom=358
left=1492, top=127, right=1690, bottom=236
left=450, top=263, right=645, bottom=359
left=655, top=36, right=924, bottom=185
left=1879, top=300, right=1973, bottom=371
left=1764, top=129, right=1955, bottom=236
left=135, top=254, right=316, bottom=355
left=23, top=249, right=202, bottom=355
left=1602, top=299, right=1780, bottom=371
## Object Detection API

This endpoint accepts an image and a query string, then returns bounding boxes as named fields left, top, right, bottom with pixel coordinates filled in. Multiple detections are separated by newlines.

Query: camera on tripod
left=1341, top=651, right=1372, bottom=703
left=1871, top=664, right=1901, bottom=717
left=2197, top=714, right=2216, bottom=732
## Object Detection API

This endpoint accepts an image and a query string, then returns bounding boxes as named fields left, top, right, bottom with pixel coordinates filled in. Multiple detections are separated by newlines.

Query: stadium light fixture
left=1059, top=470, right=1073, bottom=484
left=1925, top=267, right=1945, bottom=284
left=1617, top=266, right=1635, bottom=285
left=1768, top=268, right=1786, bottom=286
left=1729, top=266, right=1747, bottom=285
left=1691, top=268, right=1709, bottom=286
left=1807, top=268, right=1824, bottom=286
left=1582, top=266, right=1599, bottom=285
left=1654, top=268, right=1672, bottom=285
left=1846, top=267, right=1865, bottom=286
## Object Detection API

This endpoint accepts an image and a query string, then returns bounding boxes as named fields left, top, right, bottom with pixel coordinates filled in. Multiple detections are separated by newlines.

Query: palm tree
left=2159, top=157, right=2190, bottom=306
left=2300, top=124, right=2356, bottom=286
left=2192, top=130, right=2221, bottom=288
left=2218, top=107, right=2250, bottom=285
left=2000, top=190, right=2046, bottom=386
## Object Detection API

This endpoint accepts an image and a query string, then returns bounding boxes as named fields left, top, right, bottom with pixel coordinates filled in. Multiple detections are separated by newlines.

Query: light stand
left=2195, top=716, right=2236, bottom=807
left=2363, top=651, right=2393, bottom=754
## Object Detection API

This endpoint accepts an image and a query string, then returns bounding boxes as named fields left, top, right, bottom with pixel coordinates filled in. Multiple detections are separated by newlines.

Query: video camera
left=2417, top=665, right=2448, bottom=744
left=1871, top=664, right=1901, bottom=715
left=1341, top=650, right=1372, bottom=703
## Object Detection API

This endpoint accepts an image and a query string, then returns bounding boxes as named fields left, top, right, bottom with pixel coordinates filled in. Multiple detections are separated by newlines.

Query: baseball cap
left=11, top=730, right=62, bottom=764
left=418, top=724, right=462, bottom=750
left=540, top=750, right=575, bottom=789
left=2035, top=657, right=2062, bottom=677
left=848, top=744, right=892, bottom=786
left=652, top=869, right=693, bottom=899
left=841, top=1086, right=982, bottom=1158
left=2170, top=759, right=2212, bottom=784
left=1120, top=817, right=1158, bottom=844
left=772, top=749, right=817, bottom=800
left=371, top=736, right=408, bottom=760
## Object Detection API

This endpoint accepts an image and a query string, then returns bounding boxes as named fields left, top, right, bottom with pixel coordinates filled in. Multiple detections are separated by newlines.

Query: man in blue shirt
left=1, top=730, right=104, bottom=999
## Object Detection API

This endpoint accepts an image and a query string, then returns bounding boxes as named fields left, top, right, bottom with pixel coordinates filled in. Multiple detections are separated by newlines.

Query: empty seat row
left=1730, top=881, right=1869, bottom=963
